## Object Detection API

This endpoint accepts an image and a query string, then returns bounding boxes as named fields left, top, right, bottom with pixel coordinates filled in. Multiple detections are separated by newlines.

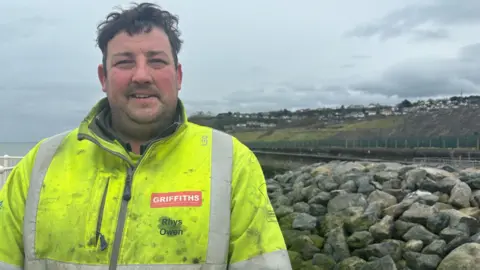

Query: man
left=0, top=3, right=292, bottom=270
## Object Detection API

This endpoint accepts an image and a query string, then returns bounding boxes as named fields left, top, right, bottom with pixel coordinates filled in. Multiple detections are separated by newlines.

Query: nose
left=131, top=59, right=153, bottom=84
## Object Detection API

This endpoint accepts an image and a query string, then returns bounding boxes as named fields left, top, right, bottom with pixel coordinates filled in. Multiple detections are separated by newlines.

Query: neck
left=111, top=115, right=176, bottom=154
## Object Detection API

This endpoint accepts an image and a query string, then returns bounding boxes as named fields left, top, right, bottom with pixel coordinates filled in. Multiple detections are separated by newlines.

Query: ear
left=176, top=63, right=183, bottom=92
left=98, top=64, right=107, bottom=93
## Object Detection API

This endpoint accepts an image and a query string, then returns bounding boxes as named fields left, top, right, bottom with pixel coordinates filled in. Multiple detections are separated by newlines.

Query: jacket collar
left=78, top=97, right=188, bottom=153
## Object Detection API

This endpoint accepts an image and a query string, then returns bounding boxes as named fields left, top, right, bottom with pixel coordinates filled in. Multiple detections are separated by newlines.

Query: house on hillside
left=381, top=108, right=393, bottom=116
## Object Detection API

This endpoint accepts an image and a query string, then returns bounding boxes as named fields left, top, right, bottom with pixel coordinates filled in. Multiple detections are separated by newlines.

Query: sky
left=1, top=0, right=480, bottom=141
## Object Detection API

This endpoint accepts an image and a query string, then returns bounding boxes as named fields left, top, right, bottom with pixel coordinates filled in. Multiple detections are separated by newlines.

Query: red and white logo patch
left=150, top=191, right=202, bottom=208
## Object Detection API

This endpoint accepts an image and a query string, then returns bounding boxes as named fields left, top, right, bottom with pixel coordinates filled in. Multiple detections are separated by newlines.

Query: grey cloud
left=0, top=14, right=58, bottom=44
left=1, top=0, right=480, bottom=142
left=351, top=43, right=480, bottom=98
left=340, top=64, right=355, bottom=69
left=346, top=0, right=480, bottom=41
left=410, top=28, right=449, bottom=42
left=351, top=55, right=371, bottom=59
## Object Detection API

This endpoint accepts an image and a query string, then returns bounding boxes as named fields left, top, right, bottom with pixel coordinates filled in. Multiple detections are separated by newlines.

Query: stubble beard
left=114, top=100, right=177, bottom=142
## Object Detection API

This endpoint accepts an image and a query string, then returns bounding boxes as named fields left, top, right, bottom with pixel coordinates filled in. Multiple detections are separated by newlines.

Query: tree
left=362, top=108, right=367, bottom=116
left=398, top=99, right=412, bottom=108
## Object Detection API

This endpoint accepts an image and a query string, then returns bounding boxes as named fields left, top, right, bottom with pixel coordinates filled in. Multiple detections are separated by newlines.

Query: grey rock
left=292, top=213, right=317, bottom=230
left=402, top=190, right=439, bottom=205
left=403, top=225, right=439, bottom=245
left=337, top=256, right=367, bottom=269
left=441, top=209, right=479, bottom=236
left=422, top=239, right=446, bottom=257
left=367, top=190, right=398, bottom=209
left=307, top=191, right=331, bottom=205
left=289, top=235, right=321, bottom=260
left=364, top=201, right=383, bottom=219
left=301, top=185, right=321, bottom=200
left=433, top=202, right=454, bottom=211
left=403, top=251, right=441, bottom=270
left=384, top=202, right=412, bottom=219
left=344, top=207, right=377, bottom=234
left=355, top=175, right=375, bottom=195
left=426, top=211, right=450, bottom=234
left=424, top=167, right=456, bottom=180
left=400, top=202, right=438, bottom=226
left=312, top=253, right=336, bottom=269
left=347, top=231, right=374, bottom=249
left=330, top=189, right=349, bottom=197
left=352, top=240, right=404, bottom=262
left=471, top=190, right=480, bottom=207
left=309, top=203, right=327, bottom=217
left=403, top=168, right=427, bottom=190
left=333, top=162, right=366, bottom=176
left=418, top=176, right=459, bottom=194
left=292, top=202, right=310, bottom=213
left=369, top=215, right=394, bottom=241
left=404, top=239, right=423, bottom=252
left=319, top=177, right=339, bottom=192
left=339, top=180, right=357, bottom=193
left=275, top=205, right=294, bottom=218
left=327, top=193, right=367, bottom=213
left=437, top=243, right=480, bottom=270
left=394, top=220, right=417, bottom=238
left=449, top=182, right=472, bottom=208
left=323, top=227, right=351, bottom=262
left=359, top=255, right=397, bottom=270
left=382, top=179, right=402, bottom=189
left=444, top=235, right=471, bottom=254
left=470, top=232, right=480, bottom=243
left=373, top=171, right=399, bottom=184
left=320, top=213, right=345, bottom=236
left=274, top=195, right=292, bottom=208
left=439, top=227, right=468, bottom=243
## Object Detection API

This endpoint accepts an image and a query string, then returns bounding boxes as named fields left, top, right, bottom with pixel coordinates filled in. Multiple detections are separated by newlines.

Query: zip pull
left=123, top=167, right=133, bottom=201
left=96, top=231, right=109, bottom=251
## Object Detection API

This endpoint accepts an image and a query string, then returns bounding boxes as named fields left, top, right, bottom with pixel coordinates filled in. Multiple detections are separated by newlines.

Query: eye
left=115, top=60, right=134, bottom=68
left=150, top=59, right=167, bottom=66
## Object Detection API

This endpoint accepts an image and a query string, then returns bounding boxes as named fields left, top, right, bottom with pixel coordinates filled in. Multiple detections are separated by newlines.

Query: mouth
left=129, top=94, right=158, bottom=99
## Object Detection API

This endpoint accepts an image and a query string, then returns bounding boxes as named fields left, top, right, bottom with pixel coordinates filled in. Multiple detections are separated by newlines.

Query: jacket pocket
left=86, top=177, right=110, bottom=251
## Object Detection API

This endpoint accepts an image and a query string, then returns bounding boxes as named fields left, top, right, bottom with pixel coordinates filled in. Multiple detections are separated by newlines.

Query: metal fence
left=246, top=135, right=480, bottom=150
left=0, top=155, right=23, bottom=190
left=412, top=157, right=480, bottom=169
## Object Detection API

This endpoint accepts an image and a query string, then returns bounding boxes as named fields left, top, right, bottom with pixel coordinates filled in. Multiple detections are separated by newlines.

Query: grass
left=231, top=116, right=403, bottom=142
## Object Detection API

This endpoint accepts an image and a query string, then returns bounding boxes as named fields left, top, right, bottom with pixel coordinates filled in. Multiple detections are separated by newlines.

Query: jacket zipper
left=109, top=166, right=134, bottom=270
left=79, top=127, right=184, bottom=269
left=95, top=178, right=110, bottom=251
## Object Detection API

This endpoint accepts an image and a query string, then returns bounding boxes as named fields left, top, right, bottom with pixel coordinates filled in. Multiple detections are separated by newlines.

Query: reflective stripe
left=24, top=260, right=227, bottom=269
left=207, top=129, right=232, bottom=265
left=229, top=250, right=292, bottom=270
left=22, top=129, right=234, bottom=269
left=0, top=261, right=22, bottom=270
left=24, top=131, right=70, bottom=269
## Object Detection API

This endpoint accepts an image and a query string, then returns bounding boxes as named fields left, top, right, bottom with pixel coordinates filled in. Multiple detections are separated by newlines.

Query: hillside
left=230, top=106, right=480, bottom=142
left=392, top=106, right=480, bottom=137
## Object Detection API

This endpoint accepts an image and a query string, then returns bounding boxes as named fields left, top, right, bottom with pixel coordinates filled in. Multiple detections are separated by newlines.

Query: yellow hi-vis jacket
left=0, top=98, right=292, bottom=270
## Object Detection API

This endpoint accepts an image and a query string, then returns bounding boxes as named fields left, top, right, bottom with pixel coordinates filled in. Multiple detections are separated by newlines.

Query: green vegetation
left=232, top=116, right=403, bottom=142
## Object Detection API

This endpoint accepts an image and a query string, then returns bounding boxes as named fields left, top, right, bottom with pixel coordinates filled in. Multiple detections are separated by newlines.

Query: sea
left=0, top=142, right=38, bottom=157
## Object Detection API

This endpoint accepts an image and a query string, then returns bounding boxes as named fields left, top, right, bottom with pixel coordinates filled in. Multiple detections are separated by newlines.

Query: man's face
left=98, top=27, right=182, bottom=126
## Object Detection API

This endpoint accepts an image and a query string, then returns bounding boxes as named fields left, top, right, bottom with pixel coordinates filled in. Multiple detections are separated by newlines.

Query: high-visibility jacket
left=0, top=98, right=291, bottom=270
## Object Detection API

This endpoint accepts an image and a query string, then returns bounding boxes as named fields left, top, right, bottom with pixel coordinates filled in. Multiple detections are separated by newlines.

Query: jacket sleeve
left=228, top=141, right=292, bottom=270
left=0, top=147, right=39, bottom=270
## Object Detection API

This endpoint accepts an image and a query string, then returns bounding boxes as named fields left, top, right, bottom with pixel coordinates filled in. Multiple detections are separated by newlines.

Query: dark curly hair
left=96, top=2, right=183, bottom=74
